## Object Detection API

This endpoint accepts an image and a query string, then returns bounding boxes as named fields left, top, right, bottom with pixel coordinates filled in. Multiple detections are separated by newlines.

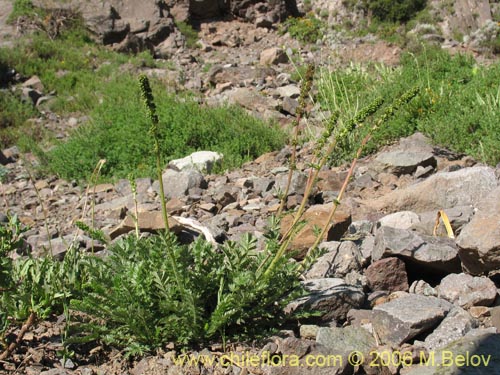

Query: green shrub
left=46, top=78, right=285, bottom=181
left=0, top=91, right=38, bottom=148
left=316, top=47, right=500, bottom=166
left=175, top=21, right=199, bottom=49
left=70, top=228, right=305, bottom=355
left=280, top=13, right=326, bottom=44
left=7, top=0, right=40, bottom=23
left=363, top=0, right=427, bottom=22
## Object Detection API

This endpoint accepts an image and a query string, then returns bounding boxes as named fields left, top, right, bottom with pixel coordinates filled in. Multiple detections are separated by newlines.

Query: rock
left=285, top=278, right=365, bottom=322
left=276, top=84, right=301, bottom=98
left=168, top=151, right=223, bottom=173
left=412, top=205, right=474, bottom=236
left=366, top=166, right=497, bottom=213
left=456, top=186, right=500, bottom=275
left=377, top=211, right=420, bottom=231
left=422, top=307, right=478, bottom=350
left=304, top=241, right=363, bottom=279
left=274, top=171, right=308, bottom=196
left=281, top=96, right=298, bottom=115
left=109, top=211, right=182, bottom=239
left=373, top=150, right=436, bottom=176
left=491, top=306, right=500, bottom=332
left=365, top=257, right=409, bottom=292
left=267, top=337, right=352, bottom=375
left=316, top=325, right=376, bottom=357
left=227, top=87, right=277, bottom=112
left=372, top=294, right=453, bottom=346
left=299, top=324, right=319, bottom=339
left=153, top=169, right=207, bottom=199
left=437, top=273, right=497, bottom=308
left=280, top=205, right=352, bottom=259
left=22, top=75, right=44, bottom=92
left=409, top=280, right=437, bottom=297
left=404, top=332, right=500, bottom=374
left=373, top=226, right=461, bottom=274
left=260, top=47, right=288, bottom=65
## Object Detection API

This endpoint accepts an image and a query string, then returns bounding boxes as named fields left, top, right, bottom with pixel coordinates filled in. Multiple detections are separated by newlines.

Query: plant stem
left=0, top=311, right=37, bottom=361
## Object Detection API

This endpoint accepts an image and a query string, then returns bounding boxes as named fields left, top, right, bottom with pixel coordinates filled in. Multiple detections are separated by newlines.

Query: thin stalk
left=0, top=311, right=37, bottom=361
left=302, top=86, right=421, bottom=264
left=277, top=64, right=315, bottom=216
left=23, top=162, right=53, bottom=257
left=138, top=75, right=170, bottom=233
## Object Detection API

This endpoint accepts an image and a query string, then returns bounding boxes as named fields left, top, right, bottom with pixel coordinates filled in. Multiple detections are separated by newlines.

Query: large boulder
left=456, top=186, right=500, bottom=275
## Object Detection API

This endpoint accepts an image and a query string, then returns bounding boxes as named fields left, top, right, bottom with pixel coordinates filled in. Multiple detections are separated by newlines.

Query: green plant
left=280, top=13, right=326, bottom=44
left=70, top=227, right=305, bottom=355
left=175, top=21, right=199, bottom=49
left=363, top=0, right=427, bottom=23
left=7, top=0, right=40, bottom=23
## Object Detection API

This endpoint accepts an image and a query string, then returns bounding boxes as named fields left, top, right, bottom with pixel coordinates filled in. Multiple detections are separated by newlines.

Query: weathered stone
left=276, top=84, right=300, bottom=98
left=304, top=241, right=363, bottom=279
left=260, top=47, right=288, bottom=65
left=373, top=150, right=436, bottom=176
left=285, top=278, right=365, bottom=322
left=377, top=211, right=420, bottom=230
left=456, top=186, right=500, bottom=275
left=280, top=205, right=352, bottom=259
left=153, top=169, right=207, bottom=199
left=409, top=280, right=437, bottom=297
left=274, top=171, right=308, bottom=196
left=422, top=307, right=478, bottom=350
left=367, top=166, right=497, bottom=213
left=267, top=337, right=352, bottom=375
left=365, top=257, right=409, bottom=292
left=437, top=273, right=497, bottom=308
left=227, top=87, right=276, bottom=112
left=22, top=75, right=44, bottom=92
left=373, top=226, right=461, bottom=274
left=109, top=211, right=182, bottom=239
left=404, top=332, right=500, bottom=375
left=299, top=324, right=319, bottom=339
left=412, top=205, right=474, bottom=236
left=316, top=325, right=376, bottom=357
left=281, top=96, right=298, bottom=115
left=372, top=294, right=453, bottom=346
left=168, top=151, right=223, bottom=173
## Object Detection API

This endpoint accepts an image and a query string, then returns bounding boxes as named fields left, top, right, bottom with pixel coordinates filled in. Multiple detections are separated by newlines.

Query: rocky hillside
left=1, top=0, right=500, bottom=374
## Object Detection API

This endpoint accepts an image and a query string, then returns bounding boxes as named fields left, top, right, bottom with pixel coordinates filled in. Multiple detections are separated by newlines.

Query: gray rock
left=368, top=166, right=497, bottom=213
left=437, top=273, right=497, bottom=308
left=281, top=96, right=298, bottom=115
left=365, top=257, right=409, bottom=292
left=316, top=325, right=376, bottom=357
left=413, top=205, right=475, bottom=236
left=404, top=332, right=500, bottom=375
left=373, top=150, right=436, bottom=176
left=285, top=278, right=365, bottom=322
left=372, top=294, right=453, bottom=346
left=377, top=211, right=420, bottom=231
left=260, top=47, right=288, bottom=65
left=277, top=84, right=301, bottom=98
left=456, top=186, right=500, bottom=275
left=304, top=241, right=363, bottom=279
left=168, top=151, right=223, bottom=173
left=423, top=307, right=478, bottom=351
left=274, top=171, right=308, bottom=196
left=153, top=169, right=207, bottom=199
left=409, top=280, right=437, bottom=297
left=266, top=337, right=352, bottom=375
left=373, top=226, right=461, bottom=274
left=251, top=177, right=275, bottom=194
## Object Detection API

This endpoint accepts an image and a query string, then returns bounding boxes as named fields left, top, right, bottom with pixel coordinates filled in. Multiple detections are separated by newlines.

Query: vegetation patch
left=280, top=13, right=326, bottom=44
left=316, top=47, right=500, bottom=166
